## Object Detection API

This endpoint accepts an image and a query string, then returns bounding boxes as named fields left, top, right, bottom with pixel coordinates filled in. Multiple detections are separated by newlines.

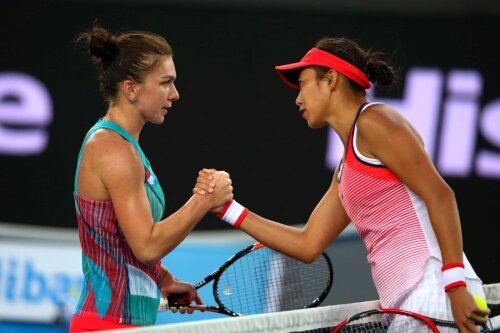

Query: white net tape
left=102, top=300, right=381, bottom=333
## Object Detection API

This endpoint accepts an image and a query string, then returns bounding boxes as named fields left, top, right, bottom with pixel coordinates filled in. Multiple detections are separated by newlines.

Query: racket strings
left=216, top=247, right=331, bottom=315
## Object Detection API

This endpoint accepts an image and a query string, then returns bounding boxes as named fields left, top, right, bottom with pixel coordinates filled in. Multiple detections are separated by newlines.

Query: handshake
left=192, top=169, right=248, bottom=228
left=193, top=168, right=233, bottom=213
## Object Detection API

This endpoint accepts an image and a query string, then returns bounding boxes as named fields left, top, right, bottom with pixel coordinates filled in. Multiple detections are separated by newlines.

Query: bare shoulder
left=356, top=103, right=425, bottom=156
left=84, top=129, right=143, bottom=177
left=358, top=103, right=408, bottom=130
left=358, top=103, right=422, bottom=141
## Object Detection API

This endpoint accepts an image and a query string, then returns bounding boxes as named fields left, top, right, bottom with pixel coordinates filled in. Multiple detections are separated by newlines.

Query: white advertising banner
left=0, top=240, right=83, bottom=323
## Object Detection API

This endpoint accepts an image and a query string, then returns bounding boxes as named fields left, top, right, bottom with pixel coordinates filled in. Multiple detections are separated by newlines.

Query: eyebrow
left=161, top=75, right=176, bottom=80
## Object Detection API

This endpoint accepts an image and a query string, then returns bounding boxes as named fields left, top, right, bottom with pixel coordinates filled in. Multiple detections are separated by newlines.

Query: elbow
left=425, top=182, right=457, bottom=214
left=134, top=248, right=162, bottom=267
left=137, top=256, right=159, bottom=267
left=445, top=185, right=456, bottom=201
left=140, top=257, right=159, bottom=267
left=292, top=231, right=325, bottom=264
left=299, top=246, right=324, bottom=264
left=437, top=182, right=456, bottom=203
left=130, top=229, right=173, bottom=266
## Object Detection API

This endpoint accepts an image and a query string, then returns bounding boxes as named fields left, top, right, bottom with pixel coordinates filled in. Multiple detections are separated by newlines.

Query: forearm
left=160, top=264, right=175, bottom=283
left=124, top=170, right=232, bottom=265
left=240, top=212, right=304, bottom=260
left=140, top=195, right=211, bottom=264
left=236, top=183, right=348, bottom=263
left=426, top=187, right=464, bottom=264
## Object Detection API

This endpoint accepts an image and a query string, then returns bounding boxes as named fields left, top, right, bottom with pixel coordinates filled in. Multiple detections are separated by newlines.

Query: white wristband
left=217, top=199, right=249, bottom=228
left=442, top=263, right=466, bottom=292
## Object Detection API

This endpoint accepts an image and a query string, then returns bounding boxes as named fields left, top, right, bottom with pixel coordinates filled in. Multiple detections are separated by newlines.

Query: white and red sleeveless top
left=337, top=103, right=441, bottom=307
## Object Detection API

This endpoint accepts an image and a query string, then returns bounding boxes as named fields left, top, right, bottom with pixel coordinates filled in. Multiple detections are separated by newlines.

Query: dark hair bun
left=86, top=26, right=118, bottom=66
left=365, top=53, right=394, bottom=85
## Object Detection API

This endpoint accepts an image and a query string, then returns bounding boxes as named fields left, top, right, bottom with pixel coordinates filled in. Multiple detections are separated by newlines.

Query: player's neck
left=327, top=98, right=365, bottom=148
left=104, top=104, right=144, bottom=141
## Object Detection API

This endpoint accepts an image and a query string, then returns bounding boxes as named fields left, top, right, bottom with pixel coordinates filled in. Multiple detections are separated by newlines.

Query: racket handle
left=169, top=304, right=221, bottom=314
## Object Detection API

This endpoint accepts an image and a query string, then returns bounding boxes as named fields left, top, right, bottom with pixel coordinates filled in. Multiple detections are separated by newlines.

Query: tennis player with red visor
left=195, top=37, right=490, bottom=333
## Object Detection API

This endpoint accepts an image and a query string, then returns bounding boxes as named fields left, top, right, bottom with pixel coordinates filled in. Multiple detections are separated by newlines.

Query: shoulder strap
left=345, top=103, right=368, bottom=157
left=73, top=120, right=104, bottom=216
left=74, top=119, right=102, bottom=193
left=338, top=102, right=383, bottom=182
left=347, top=102, right=385, bottom=152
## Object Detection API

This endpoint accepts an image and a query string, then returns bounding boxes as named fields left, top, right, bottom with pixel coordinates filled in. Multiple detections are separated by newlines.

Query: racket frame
left=169, top=242, right=334, bottom=316
left=332, top=307, right=490, bottom=333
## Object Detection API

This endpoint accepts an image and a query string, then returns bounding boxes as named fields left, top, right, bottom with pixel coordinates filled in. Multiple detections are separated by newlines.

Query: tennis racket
left=158, top=242, right=333, bottom=316
left=331, top=308, right=490, bottom=333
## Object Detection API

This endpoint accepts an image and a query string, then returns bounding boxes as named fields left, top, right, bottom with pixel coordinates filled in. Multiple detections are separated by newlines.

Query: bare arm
left=197, top=168, right=351, bottom=263
left=79, top=131, right=233, bottom=265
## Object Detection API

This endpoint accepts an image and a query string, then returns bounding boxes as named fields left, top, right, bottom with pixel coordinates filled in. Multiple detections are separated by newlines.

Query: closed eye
left=161, top=75, right=176, bottom=86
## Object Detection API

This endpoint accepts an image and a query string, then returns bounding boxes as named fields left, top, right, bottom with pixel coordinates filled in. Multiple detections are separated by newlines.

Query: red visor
left=275, top=48, right=371, bottom=90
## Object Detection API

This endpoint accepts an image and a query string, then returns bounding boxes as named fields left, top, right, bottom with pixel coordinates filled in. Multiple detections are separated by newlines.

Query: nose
left=170, top=83, right=180, bottom=101
left=295, top=91, right=302, bottom=107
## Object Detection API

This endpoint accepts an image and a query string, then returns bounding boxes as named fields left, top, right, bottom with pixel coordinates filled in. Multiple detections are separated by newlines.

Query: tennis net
left=100, top=283, right=500, bottom=333
left=104, top=300, right=380, bottom=333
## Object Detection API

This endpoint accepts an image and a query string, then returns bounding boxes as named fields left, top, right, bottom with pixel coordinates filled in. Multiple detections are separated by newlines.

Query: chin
left=150, top=117, right=166, bottom=125
left=307, top=121, right=327, bottom=129
left=304, top=116, right=315, bottom=128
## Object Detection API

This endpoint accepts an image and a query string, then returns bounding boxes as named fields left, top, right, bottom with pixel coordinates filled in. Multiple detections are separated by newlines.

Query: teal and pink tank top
left=73, top=119, right=165, bottom=326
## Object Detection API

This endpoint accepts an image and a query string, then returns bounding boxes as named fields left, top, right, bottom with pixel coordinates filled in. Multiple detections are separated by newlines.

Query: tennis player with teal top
left=70, top=24, right=233, bottom=332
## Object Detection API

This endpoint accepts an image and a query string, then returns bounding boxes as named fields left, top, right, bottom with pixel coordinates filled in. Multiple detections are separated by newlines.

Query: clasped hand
left=193, top=168, right=233, bottom=213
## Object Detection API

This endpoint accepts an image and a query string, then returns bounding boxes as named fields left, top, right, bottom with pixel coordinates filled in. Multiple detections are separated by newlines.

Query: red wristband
left=217, top=199, right=248, bottom=228
left=217, top=199, right=233, bottom=218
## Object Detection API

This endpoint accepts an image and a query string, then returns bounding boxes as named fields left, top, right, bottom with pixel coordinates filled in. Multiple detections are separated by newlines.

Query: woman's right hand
left=194, top=168, right=233, bottom=212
